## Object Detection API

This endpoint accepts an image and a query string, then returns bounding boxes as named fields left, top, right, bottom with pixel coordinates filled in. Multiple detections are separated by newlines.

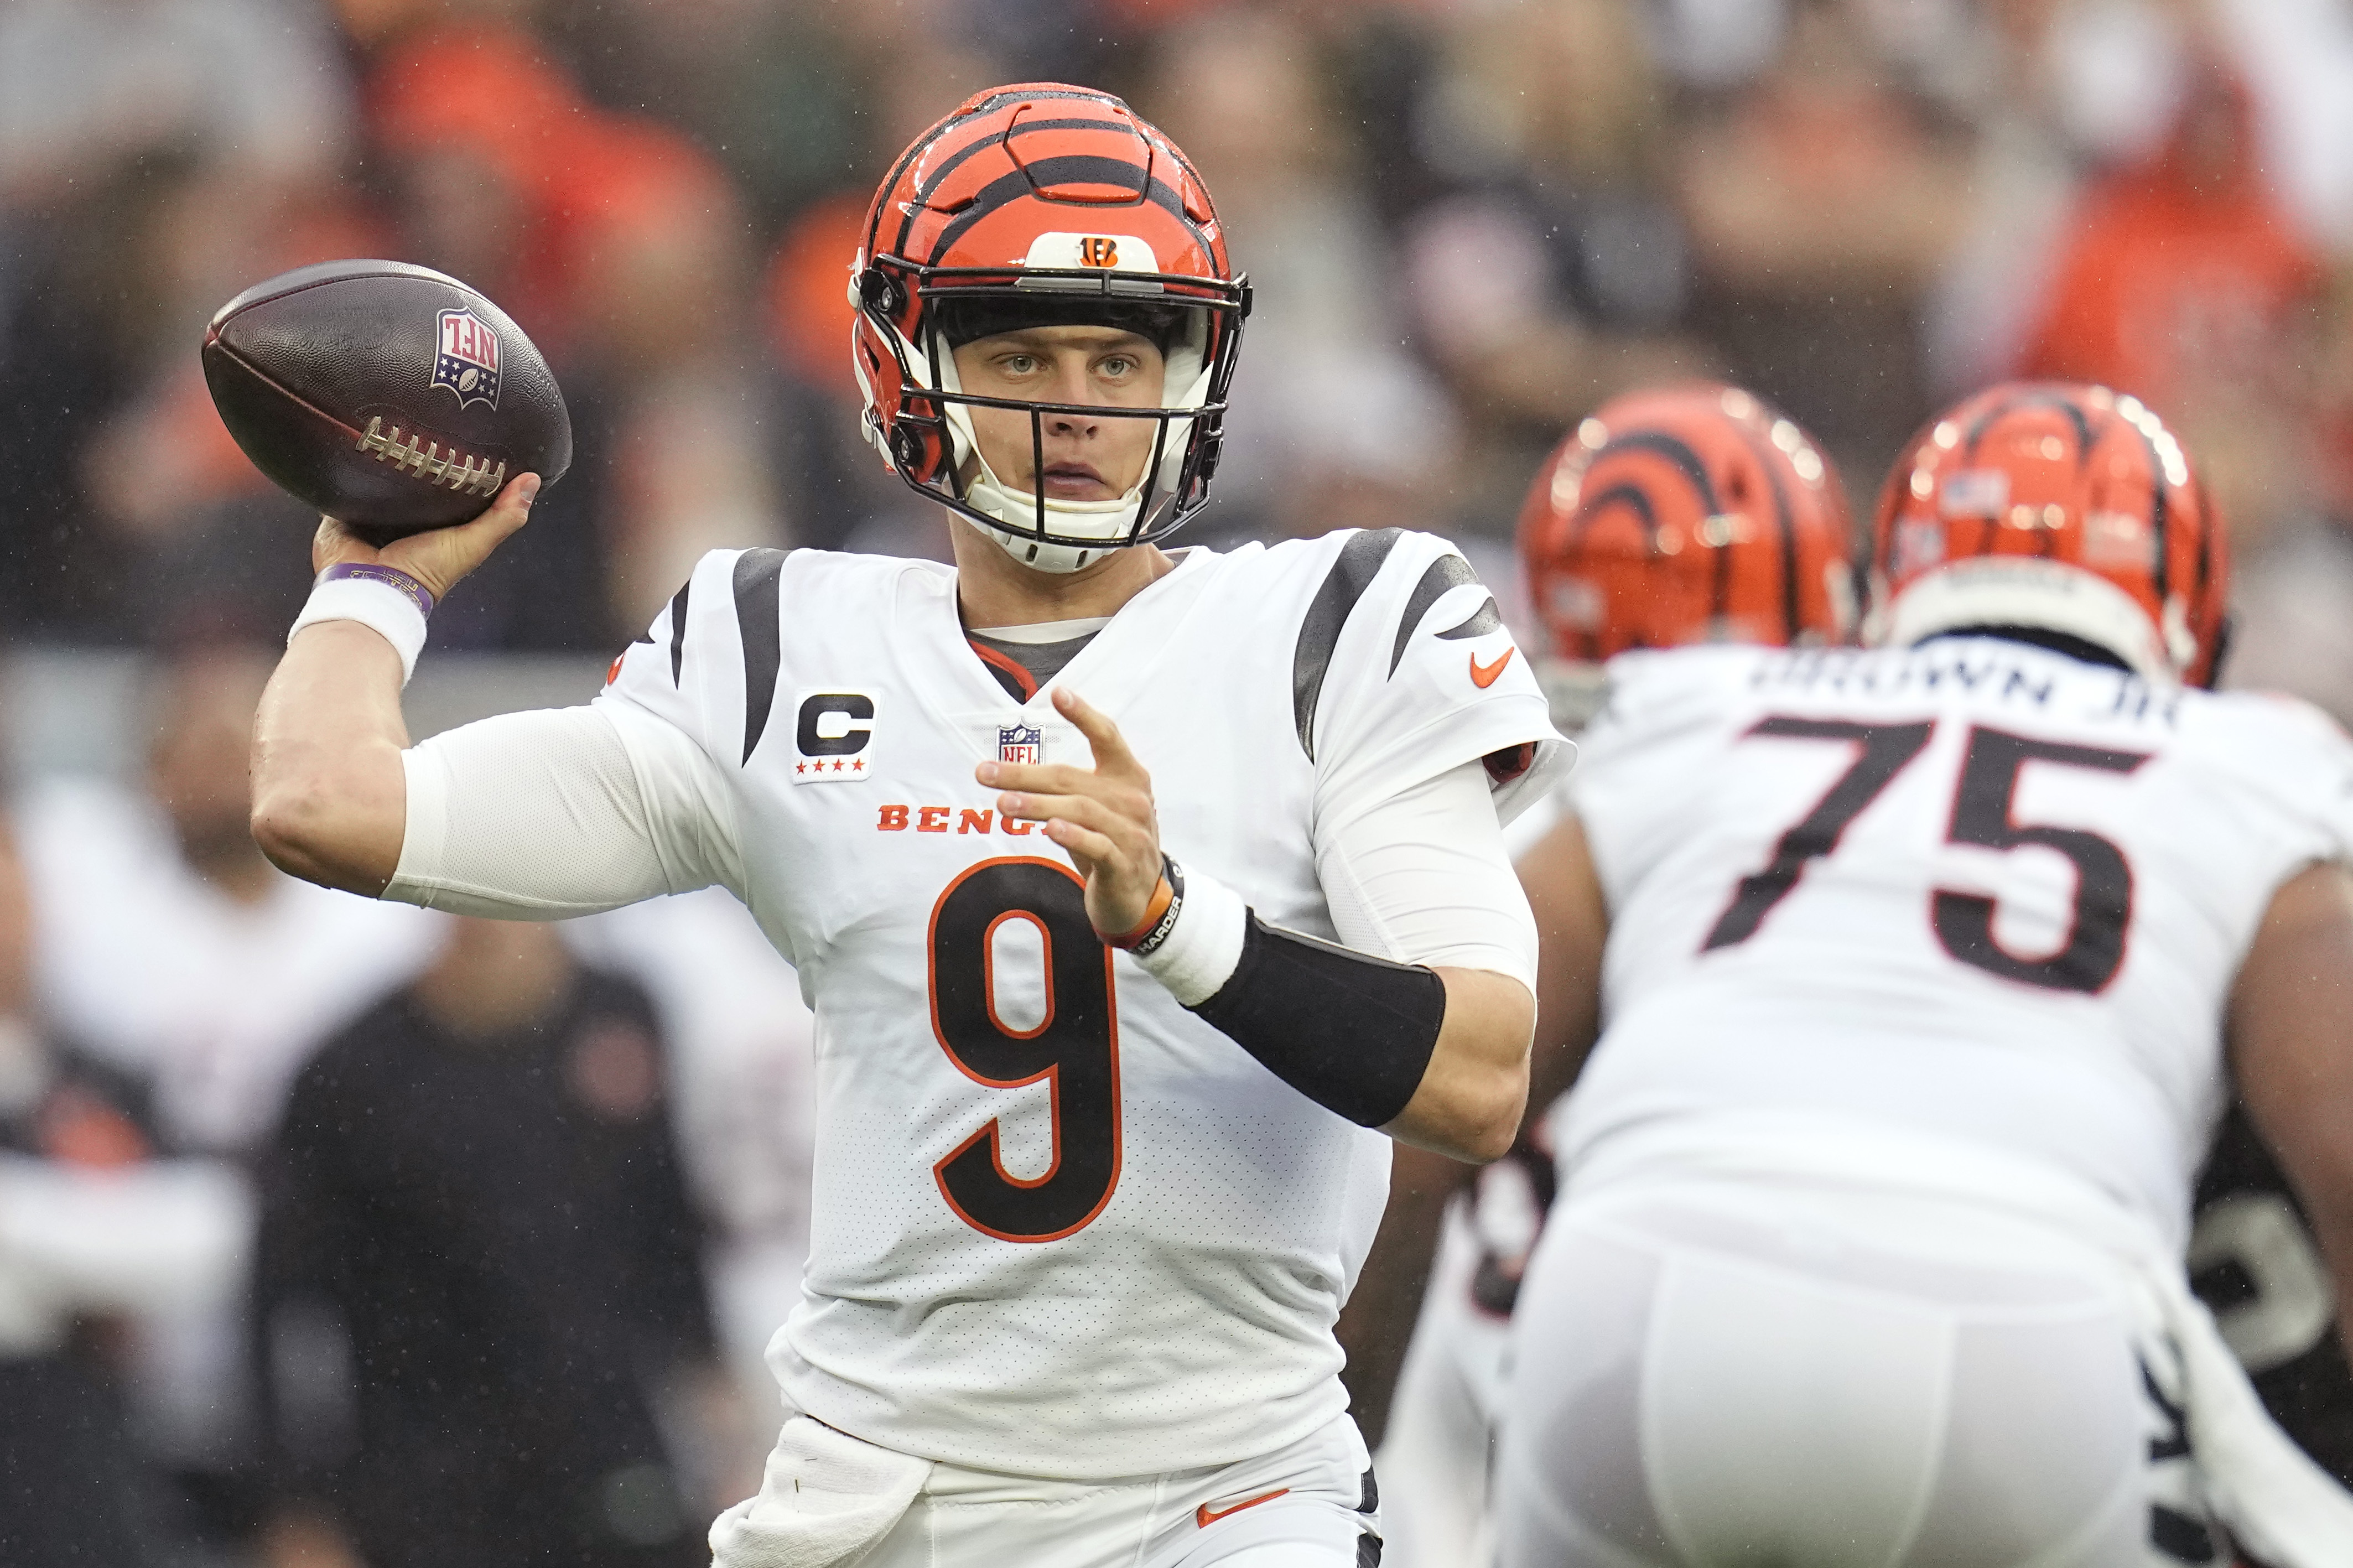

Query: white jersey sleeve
left=383, top=551, right=764, bottom=918
left=1318, top=759, right=1539, bottom=991
left=388, top=704, right=741, bottom=917
left=1297, top=529, right=1570, bottom=833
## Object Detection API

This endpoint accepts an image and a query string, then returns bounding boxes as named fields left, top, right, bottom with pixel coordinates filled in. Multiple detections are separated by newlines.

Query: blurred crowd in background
left=8, top=0, right=2353, bottom=1564
left=7, top=0, right=2353, bottom=659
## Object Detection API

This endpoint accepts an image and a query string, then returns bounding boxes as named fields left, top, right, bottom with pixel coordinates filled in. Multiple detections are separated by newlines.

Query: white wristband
left=288, top=575, right=429, bottom=684
left=1133, top=862, right=1249, bottom=1007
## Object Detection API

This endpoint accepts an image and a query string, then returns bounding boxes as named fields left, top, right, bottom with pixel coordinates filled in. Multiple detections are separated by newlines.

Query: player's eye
left=1098, top=355, right=1134, bottom=378
left=1000, top=353, right=1037, bottom=376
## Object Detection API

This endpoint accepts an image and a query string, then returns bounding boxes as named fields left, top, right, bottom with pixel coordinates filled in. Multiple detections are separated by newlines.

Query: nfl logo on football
left=998, top=724, right=1043, bottom=766
left=432, top=306, right=503, bottom=411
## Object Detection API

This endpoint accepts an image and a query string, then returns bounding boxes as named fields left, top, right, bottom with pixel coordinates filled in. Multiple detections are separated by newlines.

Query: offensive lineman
left=1363, top=385, right=1856, bottom=1568
left=1499, top=382, right=2353, bottom=1567
left=247, top=85, right=1566, bottom=1567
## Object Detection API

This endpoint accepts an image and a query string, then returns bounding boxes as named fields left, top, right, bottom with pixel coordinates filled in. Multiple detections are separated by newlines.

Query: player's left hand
left=980, top=687, right=1163, bottom=939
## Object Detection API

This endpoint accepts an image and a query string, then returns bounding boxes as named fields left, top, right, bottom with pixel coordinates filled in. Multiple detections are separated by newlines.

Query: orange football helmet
left=1869, top=382, right=2229, bottom=686
left=852, top=84, right=1249, bottom=572
left=1519, top=385, right=1856, bottom=719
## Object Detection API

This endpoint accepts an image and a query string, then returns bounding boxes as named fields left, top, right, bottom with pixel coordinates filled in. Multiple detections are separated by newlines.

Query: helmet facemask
left=856, top=262, right=1248, bottom=573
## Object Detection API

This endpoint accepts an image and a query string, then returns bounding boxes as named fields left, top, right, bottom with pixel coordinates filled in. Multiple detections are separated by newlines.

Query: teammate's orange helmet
left=1869, top=382, right=2229, bottom=687
left=1519, top=384, right=1856, bottom=666
left=852, top=84, right=1250, bottom=572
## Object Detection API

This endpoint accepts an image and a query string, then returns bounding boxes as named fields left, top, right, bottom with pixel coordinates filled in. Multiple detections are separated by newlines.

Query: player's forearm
left=250, top=622, right=409, bottom=895
left=1383, top=967, right=1534, bottom=1162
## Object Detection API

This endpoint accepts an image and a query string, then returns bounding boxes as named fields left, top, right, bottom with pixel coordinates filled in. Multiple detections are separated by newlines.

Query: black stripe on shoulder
left=667, top=577, right=692, bottom=687
left=1294, top=528, right=1405, bottom=760
left=734, top=549, right=788, bottom=765
left=1390, top=553, right=1480, bottom=676
left=1436, top=596, right=1504, bottom=641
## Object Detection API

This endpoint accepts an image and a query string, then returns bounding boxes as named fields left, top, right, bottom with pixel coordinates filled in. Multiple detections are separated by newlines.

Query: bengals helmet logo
left=1518, top=385, right=1855, bottom=663
left=1078, top=236, right=1120, bottom=268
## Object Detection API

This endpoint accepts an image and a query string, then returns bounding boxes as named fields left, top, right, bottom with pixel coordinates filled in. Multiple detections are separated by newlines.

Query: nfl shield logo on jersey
left=999, top=724, right=1043, bottom=766
left=432, top=307, right=502, bottom=410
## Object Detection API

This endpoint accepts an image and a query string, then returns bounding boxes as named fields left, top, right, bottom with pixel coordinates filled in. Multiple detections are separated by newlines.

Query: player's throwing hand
left=980, top=687, right=1164, bottom=941
left=311, top=471, right=541, bottom=604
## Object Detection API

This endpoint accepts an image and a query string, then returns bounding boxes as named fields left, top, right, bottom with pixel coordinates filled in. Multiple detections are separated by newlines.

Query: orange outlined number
left=1079, top=236, right=1120, bottom=268
left=927, top=858, right=1121, bottom=1242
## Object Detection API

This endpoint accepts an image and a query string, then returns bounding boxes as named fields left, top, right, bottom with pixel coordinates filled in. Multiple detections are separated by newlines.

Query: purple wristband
left=320, top=563, right=434, bottom=619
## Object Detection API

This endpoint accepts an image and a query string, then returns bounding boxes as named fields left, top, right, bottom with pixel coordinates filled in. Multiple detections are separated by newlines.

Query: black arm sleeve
left=1187, top=914, right=1447, bottom=1128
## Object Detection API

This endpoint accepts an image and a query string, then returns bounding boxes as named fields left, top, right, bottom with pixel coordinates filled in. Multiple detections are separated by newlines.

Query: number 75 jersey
left=1560, top=638, right=2353, bottom=1252
left=594, top=532, right=1562, bottom=1479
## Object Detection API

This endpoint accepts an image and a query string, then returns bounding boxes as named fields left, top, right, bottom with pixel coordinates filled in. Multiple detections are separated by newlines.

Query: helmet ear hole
left=858, top=268, right=903, bottom=318
left=889, top=420, right=925, bottom=473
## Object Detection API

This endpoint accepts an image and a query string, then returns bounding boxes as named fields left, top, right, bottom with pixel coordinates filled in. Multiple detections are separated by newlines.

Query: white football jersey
left=1559, top=638, right=2353, bottom=1252
left=595, top=531, right=1560, bottom=1478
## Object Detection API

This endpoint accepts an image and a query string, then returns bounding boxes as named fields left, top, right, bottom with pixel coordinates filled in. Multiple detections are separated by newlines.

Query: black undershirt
left=965, top=631, right=1100, bottom=702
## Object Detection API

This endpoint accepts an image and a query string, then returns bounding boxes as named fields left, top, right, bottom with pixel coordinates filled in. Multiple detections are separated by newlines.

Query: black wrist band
left=1187, top=914, right=1446, bottom=1128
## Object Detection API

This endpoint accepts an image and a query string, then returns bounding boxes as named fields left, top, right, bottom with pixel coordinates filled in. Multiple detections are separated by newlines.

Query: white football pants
left=1496, top=1181, right=2219, bottom=1568
left=713, top=1406, right=1379, bottom=1568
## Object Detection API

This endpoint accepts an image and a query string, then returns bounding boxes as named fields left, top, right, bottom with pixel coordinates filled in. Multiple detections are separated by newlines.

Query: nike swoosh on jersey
left=1470, top=648, right=1515, bottom=688
left=1197, top=1488, right=1290, bottom=1528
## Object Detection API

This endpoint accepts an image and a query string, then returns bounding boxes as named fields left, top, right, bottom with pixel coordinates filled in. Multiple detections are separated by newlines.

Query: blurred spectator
left=1671, top=0, right=1973, bottom=488
left=1391, top=0, right=1710, bottom=534
left=357, top=23, right=632, bottom=651
left=20, top=643, right=440, bottom=1153
left=1135, top=7, right=1461, bottom=543
left=14, top=643, right=437, bottom=1535
left=2208, top=0, right=2353, bottom=253
left=365, top=22, right=788, bottom=646
left=255, top=916, right=721, bottom=1568
left=2224, top=264, right=2353, bottom=723
left=0, top=0, right=350, bottom=206
left=761, top=191, right=952, bottom=559
left=1927, top=1, right=2121, bottom=408
left=2014, top=41, right=2326, bottom=552
left=563, top=118, right=780, bottom=631
left=0, top=818, right=253, bottom=1568
left=567, top=890, right=816, bottom=1440
left=0, top=0, right=359, bottom=643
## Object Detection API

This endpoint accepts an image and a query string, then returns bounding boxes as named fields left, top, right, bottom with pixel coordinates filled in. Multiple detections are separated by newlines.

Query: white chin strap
left=920, top=315, right=1214, bottom=575
left=1876, top=557, right=2193, bottom=682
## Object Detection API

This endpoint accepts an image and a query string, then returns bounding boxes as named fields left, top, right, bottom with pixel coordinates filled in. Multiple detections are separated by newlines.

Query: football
left=202, top=259, right=572, bottom=543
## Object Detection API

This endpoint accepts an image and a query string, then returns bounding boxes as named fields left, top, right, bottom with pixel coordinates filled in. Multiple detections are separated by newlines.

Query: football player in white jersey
left=245, top=85, right=1568, bottom=1568
left=1359, top=385, right=1855, bottom=1568
left=1496, top=381, right=2353, bottom=1568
